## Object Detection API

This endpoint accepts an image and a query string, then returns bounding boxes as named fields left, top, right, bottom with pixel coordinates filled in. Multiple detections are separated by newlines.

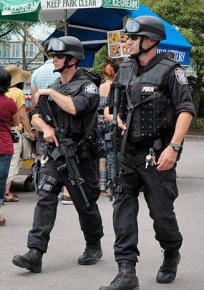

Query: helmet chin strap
left=53, top=56, right=75, bottom=73
left=130, top=36, right=159, bottom=61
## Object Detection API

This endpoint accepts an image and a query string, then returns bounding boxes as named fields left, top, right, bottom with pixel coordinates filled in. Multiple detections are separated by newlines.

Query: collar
left=138, top=52, right=173, bottom=75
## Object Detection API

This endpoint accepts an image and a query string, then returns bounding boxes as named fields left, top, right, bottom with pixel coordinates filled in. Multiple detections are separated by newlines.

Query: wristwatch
left=169, top=142, right=182, bottom=152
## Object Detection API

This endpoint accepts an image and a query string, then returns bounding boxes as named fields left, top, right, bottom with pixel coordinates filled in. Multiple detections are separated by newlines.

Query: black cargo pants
left=113, top=151, right=183, bottom=264
left=27, top=154, right=104, bottom=253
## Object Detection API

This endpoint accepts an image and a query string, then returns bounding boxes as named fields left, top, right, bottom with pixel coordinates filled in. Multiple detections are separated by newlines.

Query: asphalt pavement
left=1, top=137, right=204, bottom=290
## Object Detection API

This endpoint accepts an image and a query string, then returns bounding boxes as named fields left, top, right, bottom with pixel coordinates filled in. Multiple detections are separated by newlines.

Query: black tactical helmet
left=125, top=15, right=166, bottom=41
left=48, top=36, right=85, bottom=60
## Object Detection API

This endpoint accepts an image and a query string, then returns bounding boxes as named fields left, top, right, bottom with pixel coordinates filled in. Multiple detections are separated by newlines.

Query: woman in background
left=4, top=65, right=33, bottom=202
left=0, top=68, right=19, bottom=225
left=98, top=58, right=119, bottom=194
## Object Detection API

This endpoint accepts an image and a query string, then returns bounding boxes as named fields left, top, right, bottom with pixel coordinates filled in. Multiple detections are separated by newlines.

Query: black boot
left=78, top=243, right=103, bottom=265
left=99, top=260, right=139, bottom=290
left=156, top=250, right=181, bottom=284
left=12, top=248, right=43, bottom=273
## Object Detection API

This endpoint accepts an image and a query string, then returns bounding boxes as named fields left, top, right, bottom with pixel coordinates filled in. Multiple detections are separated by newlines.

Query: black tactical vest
left=43, top=69, right=98, bottom=140
left=119, top=57, right=177, bottom=143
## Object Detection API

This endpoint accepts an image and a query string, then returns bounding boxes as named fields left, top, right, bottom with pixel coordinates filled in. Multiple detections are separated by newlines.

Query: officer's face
left=126, top=35, right=140, bottom=55
left=53, top=54, right=66, bottom=69
left=127, top=36, right=157, bottom=56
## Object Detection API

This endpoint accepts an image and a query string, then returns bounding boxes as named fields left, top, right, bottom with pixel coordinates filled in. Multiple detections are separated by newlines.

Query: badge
left=175, top=68, right=188, bottom=85
left=85, top=83, right=98, bottom=94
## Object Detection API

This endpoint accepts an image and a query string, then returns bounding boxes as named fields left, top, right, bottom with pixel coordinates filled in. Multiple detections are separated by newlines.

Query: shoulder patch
left=84, top=83, right=99, bottom=94
left=175, top=68, right=188, bottom=85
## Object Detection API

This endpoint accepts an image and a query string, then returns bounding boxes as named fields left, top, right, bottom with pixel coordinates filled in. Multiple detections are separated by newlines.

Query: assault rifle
left=38, top=96, right=90, bottom=208
left=104, top=83, right=123, bottom=196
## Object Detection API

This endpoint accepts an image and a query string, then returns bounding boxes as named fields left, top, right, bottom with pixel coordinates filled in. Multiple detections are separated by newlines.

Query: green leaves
left=142, top=0, right=204, bottom=115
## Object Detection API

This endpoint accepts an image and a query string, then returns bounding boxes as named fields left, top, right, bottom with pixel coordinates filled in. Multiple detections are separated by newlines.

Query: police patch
left=85, top=83, right=99, bottom=94
left=142, top=86, right=155, bottom=93
left=175, top=68, right=188, bottom=85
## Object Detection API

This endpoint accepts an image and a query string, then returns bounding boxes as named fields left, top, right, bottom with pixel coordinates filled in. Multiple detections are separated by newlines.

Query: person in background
left=31, top=39, right=60, bottom=107
left=4, top=65, right=33, bottom=202
left=61, top=186, right=73, bottom=205
left=31, top=40, right=72, bottom=205
left=100, top=16, right=195, bottom=290
left=98, top=58, right=118, bottom=195
left=0, top=68, right=19, bottom=225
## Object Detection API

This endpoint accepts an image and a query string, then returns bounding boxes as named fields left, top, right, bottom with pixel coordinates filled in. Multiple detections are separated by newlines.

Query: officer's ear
left=143, top=37, right=157, bottom=49
left=69, top=57, right=78, bottom=65
left=147, top=37, right=157, bottom=45
left=70, top=57, right=80, bottom=68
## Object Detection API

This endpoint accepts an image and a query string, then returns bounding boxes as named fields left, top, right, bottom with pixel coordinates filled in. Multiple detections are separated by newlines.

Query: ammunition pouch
left=38, top=174, right=59, bottom=193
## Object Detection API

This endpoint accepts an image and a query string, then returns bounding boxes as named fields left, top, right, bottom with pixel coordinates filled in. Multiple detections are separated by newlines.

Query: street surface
left=1, top=137, right=204, bottom=290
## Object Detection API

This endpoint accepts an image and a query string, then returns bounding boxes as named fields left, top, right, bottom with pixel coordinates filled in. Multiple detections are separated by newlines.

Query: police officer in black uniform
left=12, top=36, right=103, bottom=273
left=100, top=16, right=195, bottom=290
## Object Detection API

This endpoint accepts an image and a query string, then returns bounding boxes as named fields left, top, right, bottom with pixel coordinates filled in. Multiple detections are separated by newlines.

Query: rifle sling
left=77, top=109, right=98, bottom=149
left=119, top=64, right=134, bottom=157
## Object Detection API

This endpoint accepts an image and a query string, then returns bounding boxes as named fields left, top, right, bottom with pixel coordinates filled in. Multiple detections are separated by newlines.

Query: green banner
left=1, top=0, right=40, bottom=15
left=102, top=0, right=139, bottom=9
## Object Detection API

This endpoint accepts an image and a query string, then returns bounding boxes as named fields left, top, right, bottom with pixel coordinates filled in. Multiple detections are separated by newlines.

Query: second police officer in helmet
left=12, top=36, right=104, bottom=273
left=100, top=16, right=195, bottom=290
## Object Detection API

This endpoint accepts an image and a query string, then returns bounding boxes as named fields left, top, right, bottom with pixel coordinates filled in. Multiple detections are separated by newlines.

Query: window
left=0, top=43, right=9, bottom=58
left=10, top=42, right=21, bottom=58
left=26, top=42, right=34, bottom=58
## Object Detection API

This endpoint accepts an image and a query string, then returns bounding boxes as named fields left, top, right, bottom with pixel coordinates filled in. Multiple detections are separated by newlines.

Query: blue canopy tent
left=48, top=3, right=191, bottom=67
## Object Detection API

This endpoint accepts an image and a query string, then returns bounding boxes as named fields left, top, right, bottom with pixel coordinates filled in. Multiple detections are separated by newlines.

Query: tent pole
left=64, top=9, right=68, bottom=36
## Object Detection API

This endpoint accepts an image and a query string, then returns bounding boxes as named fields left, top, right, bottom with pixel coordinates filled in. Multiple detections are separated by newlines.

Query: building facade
left=0, top=40, right=43, bottom=69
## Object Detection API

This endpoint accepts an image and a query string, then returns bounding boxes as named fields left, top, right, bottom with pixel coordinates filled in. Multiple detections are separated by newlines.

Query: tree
left=92, top=45, right=108, bottom=76
left=142, top=0, right=204, bottom=114
left=0, top=22, right=15, bottom=39
left=12, top=23, right=44, bottom=69
left=0, top=22, right=45, bottom=70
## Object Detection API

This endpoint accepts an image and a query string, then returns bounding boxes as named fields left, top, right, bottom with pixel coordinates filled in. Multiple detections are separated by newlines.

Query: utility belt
left=43, top=135, right=105, bottom=162
left=126, top=136, right=182, bottom=161
left=126, top=137, right=171, bottom=153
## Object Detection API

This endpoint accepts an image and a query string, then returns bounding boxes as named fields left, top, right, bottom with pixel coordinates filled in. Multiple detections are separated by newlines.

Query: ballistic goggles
left=48, top=38, right=66, bottom=53
left=125, top=18, right=140, bottom=34
left=125, top=18, right=165, bottom=40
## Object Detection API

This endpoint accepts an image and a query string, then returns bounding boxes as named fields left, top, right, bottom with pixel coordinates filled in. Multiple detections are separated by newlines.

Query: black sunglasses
left=127, top=34, right=140, bottom=41
left=52, top=54, right=66, bottom=59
